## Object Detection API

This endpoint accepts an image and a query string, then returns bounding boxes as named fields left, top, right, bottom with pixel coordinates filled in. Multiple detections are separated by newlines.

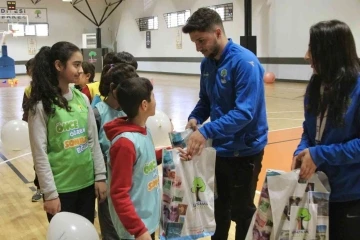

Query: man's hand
left=291, top=155, right=301, bottom=170
left=187, top=130, right=206, bottom=159
left=185, top=118, right=198, bottom=131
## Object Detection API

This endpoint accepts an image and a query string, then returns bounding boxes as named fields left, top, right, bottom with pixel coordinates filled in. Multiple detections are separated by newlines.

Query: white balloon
left=47, top=212, right=99, bottom=240
left=0, top=120, right=30, bottom=151
left=146, top=110, right=172, bottom=148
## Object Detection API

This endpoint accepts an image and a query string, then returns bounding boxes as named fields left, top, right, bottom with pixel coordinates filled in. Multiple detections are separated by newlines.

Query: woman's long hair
left=24, top=41, right=81, bottom=116
left=306, top=20, right=360, bottom=126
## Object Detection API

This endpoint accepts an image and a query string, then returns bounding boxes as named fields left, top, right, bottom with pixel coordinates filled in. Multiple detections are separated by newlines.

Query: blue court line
left=0, top=151, right=32, bottom=184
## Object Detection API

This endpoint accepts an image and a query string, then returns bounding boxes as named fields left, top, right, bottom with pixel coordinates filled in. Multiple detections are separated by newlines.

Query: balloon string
left=0, top=152, right=32, bottom=165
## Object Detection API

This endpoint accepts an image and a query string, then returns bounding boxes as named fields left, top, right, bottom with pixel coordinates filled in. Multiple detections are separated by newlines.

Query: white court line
left=269, top=126, right=302, bottom=132
left=176, top=125, right=303, bottom=132
left=267, top=111, right=303, bottom=114
left=0, top=152, right=31, bottom=165
left=268, top=87, right=306, bottom=91
left=268, top=118, right=304, bottom=121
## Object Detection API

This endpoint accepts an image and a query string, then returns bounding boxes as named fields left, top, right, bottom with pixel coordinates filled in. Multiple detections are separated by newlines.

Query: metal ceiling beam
left=31, top=0, right=41, bottom=4
left=71, top=0, right=122, bottom=27
left=99, top=0, right=123, bottom=26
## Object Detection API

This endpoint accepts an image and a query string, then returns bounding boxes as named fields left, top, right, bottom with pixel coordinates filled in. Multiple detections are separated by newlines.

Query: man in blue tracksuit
left=182, top=8, right=268, bottom=240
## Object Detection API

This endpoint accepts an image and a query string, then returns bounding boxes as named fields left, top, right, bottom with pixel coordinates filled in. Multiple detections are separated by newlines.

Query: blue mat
left=0, top=45, right=15, bottom=79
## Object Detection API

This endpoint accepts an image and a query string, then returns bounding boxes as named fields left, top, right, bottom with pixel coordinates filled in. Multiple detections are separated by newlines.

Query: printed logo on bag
left=191, top=177, right=206, bottom=201
left=191, top=177, right=208, bottom=208
left=296, top=208, right=311, bottom=231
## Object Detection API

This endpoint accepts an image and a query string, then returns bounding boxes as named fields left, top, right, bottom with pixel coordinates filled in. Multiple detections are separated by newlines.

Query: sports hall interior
left=0, top=0, right=359, bottom=239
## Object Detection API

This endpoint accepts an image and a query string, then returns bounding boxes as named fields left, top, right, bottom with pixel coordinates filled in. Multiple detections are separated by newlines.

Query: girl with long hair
left=25, top=41, right=107, bottom=223
left=292, top=20, right=360, bottom=239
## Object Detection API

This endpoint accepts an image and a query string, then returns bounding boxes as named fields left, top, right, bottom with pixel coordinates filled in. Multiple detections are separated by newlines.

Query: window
left=7, top=23, right=49, bottom=36
left=164, top=10, right=190, bottom=28
left=25, top=25, right=36, bottom=36
left=207, top=3, right=233, bottom=21
left=136, top=16, right=158, bottom=31
left=147, top=17, right=158, bottom=30
left=35, top=24, right=49, bottom=36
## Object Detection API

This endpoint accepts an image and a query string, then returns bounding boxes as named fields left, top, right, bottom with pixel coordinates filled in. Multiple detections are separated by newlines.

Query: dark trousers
left=46, top=184, right=96, bottom=224
left=329, top=199, right=360, bottom=240
left=211, top=150, right=263, bottom=240
left=121, top=232, right=155, bottom=240
left=33, top=166, right=40, bottom=189
left=98, top=198, right=120, bottom=240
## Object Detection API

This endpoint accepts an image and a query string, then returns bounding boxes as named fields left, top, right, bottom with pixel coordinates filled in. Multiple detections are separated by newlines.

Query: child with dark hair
left=103, top=52, right=117, bottom=66
left=103, top=51, right=138, bottom=69
left=74, top=61, right=95, bottom=91
left=21, top=58, right=42, bottom=202
left=25, top=41, right=107, bottom=223
left=82, top=51, right=138, bottom=104
left=94, top=63, right=138, bottom=240
left=22, top=58, right=35, bottom=122
left=25, top=58, right=35, bottom=75
left=103, top=77, right=160, bottom=240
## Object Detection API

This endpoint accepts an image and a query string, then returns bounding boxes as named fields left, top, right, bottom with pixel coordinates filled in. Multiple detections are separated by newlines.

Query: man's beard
left=207, top=41, right=221, bottom=59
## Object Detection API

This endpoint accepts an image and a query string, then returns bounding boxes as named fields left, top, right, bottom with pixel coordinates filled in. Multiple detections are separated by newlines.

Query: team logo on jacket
left=220, top=69, right=227, bottom=83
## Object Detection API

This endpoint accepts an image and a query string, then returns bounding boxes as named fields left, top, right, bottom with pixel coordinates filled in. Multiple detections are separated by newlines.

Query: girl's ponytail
left=25, top=42, right=80, bottom=116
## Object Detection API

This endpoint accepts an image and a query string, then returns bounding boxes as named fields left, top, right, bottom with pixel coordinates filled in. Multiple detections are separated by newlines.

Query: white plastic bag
left=245, top=169, right=330, bottom=240
left=160, top=130, right=216, bottom=239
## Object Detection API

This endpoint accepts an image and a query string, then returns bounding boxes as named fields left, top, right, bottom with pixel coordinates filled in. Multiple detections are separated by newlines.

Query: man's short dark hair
left=182, top=7, right=224, bottom=34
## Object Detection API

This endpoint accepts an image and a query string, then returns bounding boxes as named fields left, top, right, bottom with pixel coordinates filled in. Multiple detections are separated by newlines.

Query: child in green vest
left=24, top=41, right=107, bottom=223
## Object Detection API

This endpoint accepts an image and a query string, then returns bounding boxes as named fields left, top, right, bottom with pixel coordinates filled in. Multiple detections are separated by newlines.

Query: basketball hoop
left=0, top=30, right=15, bottom=47
left=0, top=14, right=29, bottom=37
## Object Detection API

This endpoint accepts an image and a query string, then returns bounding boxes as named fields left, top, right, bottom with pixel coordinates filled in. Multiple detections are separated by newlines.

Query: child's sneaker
left=32, top=189, right=42, bottom=202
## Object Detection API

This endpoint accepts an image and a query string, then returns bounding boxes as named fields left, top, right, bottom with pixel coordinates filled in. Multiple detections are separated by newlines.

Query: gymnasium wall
left=2, top=0, right=113, bottom=74
left=111, top=0, right=360, bottom=81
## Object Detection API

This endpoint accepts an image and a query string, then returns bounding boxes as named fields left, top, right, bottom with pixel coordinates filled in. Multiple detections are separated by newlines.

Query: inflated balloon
left=0, top=120, right=30, bottom=151
left=264, top=72, right=276, bottom=84
left=47, top=212, right=99, bottom=240
left=146, top=110, right=172, bottom=148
